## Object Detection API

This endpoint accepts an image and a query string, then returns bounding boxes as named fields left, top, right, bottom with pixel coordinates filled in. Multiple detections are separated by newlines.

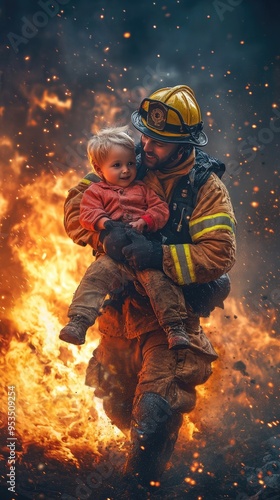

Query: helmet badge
left=147, top=101, right=168, bottom=131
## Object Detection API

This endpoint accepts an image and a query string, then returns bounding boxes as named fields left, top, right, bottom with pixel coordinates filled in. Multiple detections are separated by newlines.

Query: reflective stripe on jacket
left=162, top=173, right=236, bottom=285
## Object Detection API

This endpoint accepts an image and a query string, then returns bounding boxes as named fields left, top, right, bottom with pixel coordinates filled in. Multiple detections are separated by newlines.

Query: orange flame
left=21, top=85, right=72, bottom=126
left=0, top=169, right=123, bottom=465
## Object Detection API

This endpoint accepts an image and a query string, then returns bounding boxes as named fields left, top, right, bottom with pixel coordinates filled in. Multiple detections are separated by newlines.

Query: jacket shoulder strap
left=160, top=150, right=225, bottom=243
left=189, top=148, right=225, bottom=193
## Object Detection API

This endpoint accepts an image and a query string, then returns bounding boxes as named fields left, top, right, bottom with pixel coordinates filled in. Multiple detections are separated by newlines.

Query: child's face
left=97, top=145, right=137, bottom=187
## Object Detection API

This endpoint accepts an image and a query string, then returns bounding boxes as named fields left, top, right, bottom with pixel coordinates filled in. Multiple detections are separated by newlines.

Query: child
left=59, top=126, right=191, bottom=350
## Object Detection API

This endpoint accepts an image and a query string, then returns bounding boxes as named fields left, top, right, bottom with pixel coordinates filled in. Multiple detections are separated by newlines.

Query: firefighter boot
left=59, top=315, right=92, bottom=345
left=164, top=323, right=191, bottom=350
left=124, top=392, right=183, bottom=488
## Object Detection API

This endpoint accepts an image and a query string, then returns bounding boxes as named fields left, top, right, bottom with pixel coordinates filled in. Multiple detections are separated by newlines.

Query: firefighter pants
left=85, top=329, right=213, bottom=433
left=68, top=254, right=188, bottom=329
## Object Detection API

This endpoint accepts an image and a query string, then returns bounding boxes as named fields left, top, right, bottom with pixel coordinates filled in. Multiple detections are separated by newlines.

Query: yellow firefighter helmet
left=131, top=85, right=208, bottom=146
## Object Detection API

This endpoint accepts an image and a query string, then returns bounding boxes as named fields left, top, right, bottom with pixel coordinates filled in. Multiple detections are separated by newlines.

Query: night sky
left=0, top=1, right=280, bottom=498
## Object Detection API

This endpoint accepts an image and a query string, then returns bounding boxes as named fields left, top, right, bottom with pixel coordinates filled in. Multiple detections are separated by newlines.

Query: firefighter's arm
left=64, top=173, right=102, bottom=249
left=162, top=174, right=237, bottom=285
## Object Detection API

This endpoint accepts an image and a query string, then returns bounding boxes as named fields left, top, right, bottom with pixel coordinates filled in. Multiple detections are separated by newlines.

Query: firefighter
left=62, top=85, right=236, bottom=488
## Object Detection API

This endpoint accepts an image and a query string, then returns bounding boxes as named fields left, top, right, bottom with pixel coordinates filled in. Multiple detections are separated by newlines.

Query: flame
left=186, top=304, right=279, bottom=452
left=91, top=93, right=123, bottom=133
left=21, top=85, right=72, bottom=126
left=0, top=168, right=123, bottom=466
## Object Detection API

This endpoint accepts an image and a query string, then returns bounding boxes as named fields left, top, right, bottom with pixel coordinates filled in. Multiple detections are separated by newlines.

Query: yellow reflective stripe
left=189, top=212, right=236, bottom=241
left=182, top=244, right=195, bottom=282
left=170, top=245, right=184, bottom=285
left=189, top=212, right=233, bottom=226
left=81, top=178, right=92, bottom=185
left=192, top=224, right=234, bottom=241
left=169, top=244, right=195, bottom=285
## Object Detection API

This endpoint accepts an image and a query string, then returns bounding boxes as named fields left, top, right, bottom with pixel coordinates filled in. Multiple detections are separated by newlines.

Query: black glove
left=122, top=230, right=163, bottom=271
left=101, top=220, right=131, bottom=262
left=183, top=274, right=231, bottom=317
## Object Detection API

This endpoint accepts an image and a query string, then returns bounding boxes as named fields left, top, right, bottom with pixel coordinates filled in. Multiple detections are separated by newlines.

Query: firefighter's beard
left=141, top=146, right=183, bottom=171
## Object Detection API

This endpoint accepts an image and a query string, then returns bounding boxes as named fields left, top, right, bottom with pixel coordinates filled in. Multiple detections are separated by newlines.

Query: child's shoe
left=59, top=315, right=91, bottom=345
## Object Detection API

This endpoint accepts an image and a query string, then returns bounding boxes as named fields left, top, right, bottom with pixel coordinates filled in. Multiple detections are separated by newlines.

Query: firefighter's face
left=141, top=134, right=180, bottom=170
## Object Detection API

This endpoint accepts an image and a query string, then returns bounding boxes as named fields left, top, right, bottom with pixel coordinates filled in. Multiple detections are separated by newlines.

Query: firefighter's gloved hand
left=101, top=220, right=131, bottom=262
left=122, top=230, right=163, bottom=271
left=183, top=274, right=231, bottom=317
left=103, top=220, right=126, bottom=233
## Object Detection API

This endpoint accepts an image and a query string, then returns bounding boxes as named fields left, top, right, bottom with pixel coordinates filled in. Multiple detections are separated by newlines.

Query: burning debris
left=233, top=360, right=249, bottom=377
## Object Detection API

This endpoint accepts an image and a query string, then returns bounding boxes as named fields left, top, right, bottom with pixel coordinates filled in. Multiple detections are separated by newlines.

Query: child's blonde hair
left=87, top=126, right=135, bottom=170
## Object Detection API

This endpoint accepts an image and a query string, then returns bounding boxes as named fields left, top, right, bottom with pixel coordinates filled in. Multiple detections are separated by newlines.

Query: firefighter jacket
left=64, top=148, right=236, bottom=286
